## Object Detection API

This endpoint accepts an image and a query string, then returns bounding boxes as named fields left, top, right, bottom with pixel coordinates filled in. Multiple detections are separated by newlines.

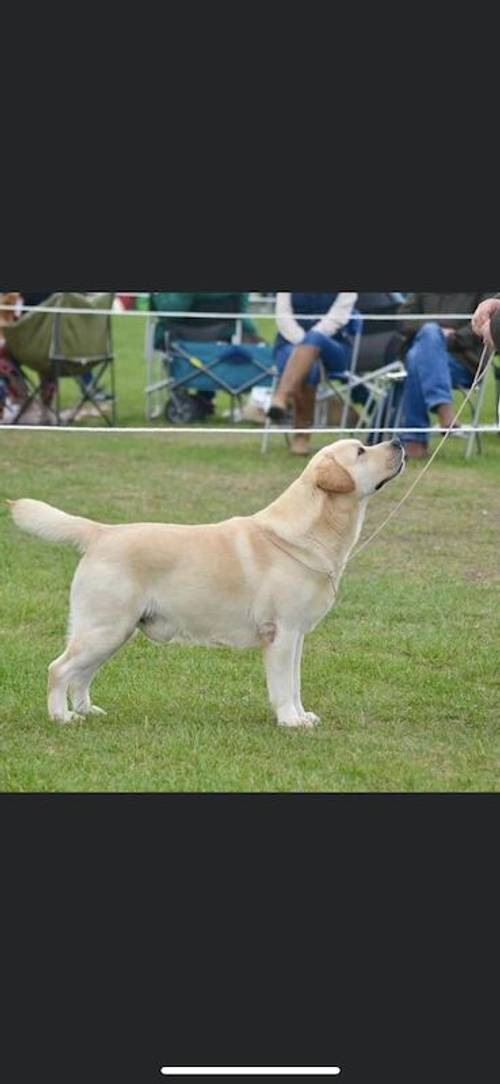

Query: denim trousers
left=401, top=323, right=473, bottom=443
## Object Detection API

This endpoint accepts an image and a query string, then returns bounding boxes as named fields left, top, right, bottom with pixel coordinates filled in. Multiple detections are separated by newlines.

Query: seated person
left=267, top=291, right=360, bottom=455
left=0, top=292, right=109, bottom=423
left=397, top=292, right=494, bottom=459
left=0, top=292, right=47, bottom=422
left=151, top=292, right=262, bottom=417
left=355, top=292, right=404, bottom=346
left=0, top=293, right=26, bottom=421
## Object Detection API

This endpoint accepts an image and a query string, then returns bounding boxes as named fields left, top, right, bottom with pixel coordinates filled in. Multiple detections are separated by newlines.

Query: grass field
left=1, top=313, right=499, bottom=792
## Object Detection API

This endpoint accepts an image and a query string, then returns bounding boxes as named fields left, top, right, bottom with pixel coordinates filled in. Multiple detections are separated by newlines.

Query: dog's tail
left=7, top=498, right=103, bottom=552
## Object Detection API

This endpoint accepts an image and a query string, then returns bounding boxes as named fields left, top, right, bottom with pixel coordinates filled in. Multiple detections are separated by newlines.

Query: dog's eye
left=357, top=446, right=366, bottom=457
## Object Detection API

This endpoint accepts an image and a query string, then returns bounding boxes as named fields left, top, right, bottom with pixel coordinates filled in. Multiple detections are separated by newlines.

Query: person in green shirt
left=151, top=292, right=260, bottom=348
left=150, top=292, right=263, bottom=418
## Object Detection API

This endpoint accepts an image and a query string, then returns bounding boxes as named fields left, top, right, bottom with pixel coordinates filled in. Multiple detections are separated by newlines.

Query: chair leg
left=11, top=376, right=44, bottom=424
left=55, top=363, right=61, bottom=425
left=261, top=373, right=285, bottom=454
left=63, top=361, right=115, bottom=427
left=495, top=367, right=500, bottom=430
left=110, top=359, right=116, bottom=425
left=464, top=373, right=488, bottom=459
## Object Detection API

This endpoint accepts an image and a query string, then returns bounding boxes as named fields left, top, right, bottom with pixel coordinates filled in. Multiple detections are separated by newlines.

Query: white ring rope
left=0, top=303, right=480, bottom=321
left=1, top=425, right=498, bottom=436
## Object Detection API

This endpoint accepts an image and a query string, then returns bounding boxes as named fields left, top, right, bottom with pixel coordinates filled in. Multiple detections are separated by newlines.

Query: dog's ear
left=314, top=456, right=355, bottom=494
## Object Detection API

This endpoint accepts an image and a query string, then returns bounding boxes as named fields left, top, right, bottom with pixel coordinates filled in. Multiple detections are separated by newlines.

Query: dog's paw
left=50, top=710, right=86, bottom=724
left=278, top=710, right=321, bottom=729
left=278, top=712, right=310, bottom=728
left=301, top=711, right=321, bottom=727
left=71, top=702, right=107, bottom=716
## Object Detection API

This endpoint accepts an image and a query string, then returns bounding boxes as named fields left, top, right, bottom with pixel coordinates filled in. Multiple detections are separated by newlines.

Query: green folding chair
left=4, top=292, right=116, bottom=425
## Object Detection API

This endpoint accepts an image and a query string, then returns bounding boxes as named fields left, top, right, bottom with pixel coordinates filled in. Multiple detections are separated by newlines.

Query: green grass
left=1, top=417, right=500, bottom=792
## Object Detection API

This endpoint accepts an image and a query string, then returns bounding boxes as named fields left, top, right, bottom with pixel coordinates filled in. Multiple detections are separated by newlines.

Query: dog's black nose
left=391, top=437, right=403, bottom=449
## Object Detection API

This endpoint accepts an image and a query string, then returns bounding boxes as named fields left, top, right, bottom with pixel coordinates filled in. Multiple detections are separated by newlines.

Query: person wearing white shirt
left=268, top=291, right=358, bottom=455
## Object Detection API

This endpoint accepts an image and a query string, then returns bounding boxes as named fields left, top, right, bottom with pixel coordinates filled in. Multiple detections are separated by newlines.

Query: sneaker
left=267, top=402, right=288, bottom=422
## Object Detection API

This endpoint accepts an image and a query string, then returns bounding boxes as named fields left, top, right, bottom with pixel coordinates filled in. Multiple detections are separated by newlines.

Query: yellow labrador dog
left=9, top=438, right=404, bottom=727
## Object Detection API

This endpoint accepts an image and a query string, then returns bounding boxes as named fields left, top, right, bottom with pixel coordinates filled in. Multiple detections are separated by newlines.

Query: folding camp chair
left=144, top=311, right=166, bottom=420
left=261, top=320, right=406, bottom=453
left=145, top=315, right=275, bottom=423
left=314, top=320, right=406, bottom=437
left=4, top=292, right=116, bottom=426
left=461, top=356, right=500, bottom=460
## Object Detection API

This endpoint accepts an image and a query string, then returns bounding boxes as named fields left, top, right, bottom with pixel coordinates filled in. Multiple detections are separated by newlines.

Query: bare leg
left=269, top=344, right=320, bottom=416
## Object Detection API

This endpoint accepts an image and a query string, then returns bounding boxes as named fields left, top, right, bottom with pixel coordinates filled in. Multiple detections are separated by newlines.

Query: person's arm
left=450, top=292, right=500, bottom=357
left=312, top=292, right=358, bottom=337
left=471, top=294, right=500, bottom=346
left=275, top=293, right=305, bottom=344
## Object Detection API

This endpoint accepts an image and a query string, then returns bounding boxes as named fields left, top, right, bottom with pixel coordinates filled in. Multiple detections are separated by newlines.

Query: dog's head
left=305, top=438, right=406, bottom=499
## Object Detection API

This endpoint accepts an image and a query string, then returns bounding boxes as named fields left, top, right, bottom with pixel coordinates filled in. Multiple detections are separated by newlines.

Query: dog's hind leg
left=48, top=644, right=83, bottom=723
left=69, top=663, right=107, bottom=717
left=48, top=621, right=135, bottom=723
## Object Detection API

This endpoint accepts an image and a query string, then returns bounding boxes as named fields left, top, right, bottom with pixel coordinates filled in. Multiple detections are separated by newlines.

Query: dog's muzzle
left=374, top=445, right=406, bottom=491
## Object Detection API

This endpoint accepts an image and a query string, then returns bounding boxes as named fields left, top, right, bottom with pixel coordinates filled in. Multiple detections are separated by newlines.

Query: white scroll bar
left=160, top=1070, right=341, bottom=1077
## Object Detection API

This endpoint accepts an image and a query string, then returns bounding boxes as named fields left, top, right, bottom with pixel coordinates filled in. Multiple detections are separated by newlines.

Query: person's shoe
left=267, top=402, right=288, bottom=422
left=290, top=433, right=312, bottom=455
left=404, top=441, right=429, bottom=460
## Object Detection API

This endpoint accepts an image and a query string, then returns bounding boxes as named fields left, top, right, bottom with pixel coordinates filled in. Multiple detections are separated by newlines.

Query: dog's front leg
left=292, top=633, right=320, bottom=727
left=263, top=628, right=310, bottom=728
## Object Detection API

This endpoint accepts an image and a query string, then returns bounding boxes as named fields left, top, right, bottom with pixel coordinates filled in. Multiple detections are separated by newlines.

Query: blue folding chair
left=145, top=315, right=275, bottom=423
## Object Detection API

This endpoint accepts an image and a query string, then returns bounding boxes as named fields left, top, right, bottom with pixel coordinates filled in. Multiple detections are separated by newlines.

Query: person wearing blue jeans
left=275, top=328, right=356, bottom=392
left=397, top=292, right=492, bottom=460
left=401, top=323, right=473, bottom=457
